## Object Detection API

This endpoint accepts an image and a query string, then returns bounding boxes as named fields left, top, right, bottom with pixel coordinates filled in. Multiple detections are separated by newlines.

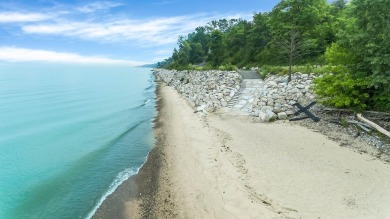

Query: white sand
left=153, top=84, right=390, bottom=219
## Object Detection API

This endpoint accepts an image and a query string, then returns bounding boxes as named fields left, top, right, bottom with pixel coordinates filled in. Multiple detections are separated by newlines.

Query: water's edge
left=90, top=71, right=161, bottom=219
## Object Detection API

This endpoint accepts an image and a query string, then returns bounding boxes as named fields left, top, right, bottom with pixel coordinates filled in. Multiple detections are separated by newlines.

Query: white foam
left=85, top=167, right=140, bottom=219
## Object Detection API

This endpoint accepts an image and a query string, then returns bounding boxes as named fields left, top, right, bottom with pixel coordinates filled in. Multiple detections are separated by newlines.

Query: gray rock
left=259, top=109, right=276, bottom=123
left=224, top=96, right=232, bottom=102
left=206, top=107, right=214, bottom=113
left=277, top=112, right=288, bottom=120
left=268, top=81, right=277, bottom=87
left=289, top=88, right=300, bottom=93
left=273, top=103, right=282, bottom=113
left=285, top=110, right=294, bottom=116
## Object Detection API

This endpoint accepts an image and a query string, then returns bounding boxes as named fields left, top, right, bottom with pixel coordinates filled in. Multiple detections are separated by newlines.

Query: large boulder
left=259, top=109, right=277, bottom=123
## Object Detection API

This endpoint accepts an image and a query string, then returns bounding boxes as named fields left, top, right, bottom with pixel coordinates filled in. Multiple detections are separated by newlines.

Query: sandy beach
left=94, top=83, right=390, bottom=219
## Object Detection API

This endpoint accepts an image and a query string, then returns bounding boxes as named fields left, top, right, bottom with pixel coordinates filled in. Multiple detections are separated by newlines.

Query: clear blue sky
left=0, top=0, right=282, bottom=65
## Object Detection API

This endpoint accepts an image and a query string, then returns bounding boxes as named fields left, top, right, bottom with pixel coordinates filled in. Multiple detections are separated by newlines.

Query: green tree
left=337, top=0, right=390, bottom=110
left=331, top=0, right=348, bottom=12
left=189, top=42, right=204, bottom=64
left=177, top=41, right=191, bottom=66
left=192, top=27, right=210, bottom=55
left=249, top=13, right=271, bottom=64
left=224, top=20, right=252, bottom=65
left=208, top=30, right=225, bottom=66
left=269, top=0, right=328, bottom=37
left=268, top=0, right=330, bottom=65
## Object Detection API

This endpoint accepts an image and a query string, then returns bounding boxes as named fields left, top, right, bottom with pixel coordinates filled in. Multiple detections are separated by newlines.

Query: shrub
left=261, top=65, right=289, bottom=75
left=313, top=66, right=369, bottom=110
left=258, top=70, right=268, bottom=79
left=325, top=43, right=356, bottom=65
left=218, top=63, right=238, bottom=71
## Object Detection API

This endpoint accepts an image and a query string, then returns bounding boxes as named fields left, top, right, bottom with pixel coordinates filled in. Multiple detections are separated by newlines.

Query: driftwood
left=347, top=120, right=372, bottom=132
left=357, top=114, right=390, bottom=139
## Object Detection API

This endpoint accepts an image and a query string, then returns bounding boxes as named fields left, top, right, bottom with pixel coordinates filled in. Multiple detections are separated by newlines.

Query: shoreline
left=92, top=81, right=164, bottom=219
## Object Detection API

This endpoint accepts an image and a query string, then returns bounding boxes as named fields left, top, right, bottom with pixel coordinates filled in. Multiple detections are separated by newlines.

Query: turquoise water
left=0, top=63, right=156, bottom=219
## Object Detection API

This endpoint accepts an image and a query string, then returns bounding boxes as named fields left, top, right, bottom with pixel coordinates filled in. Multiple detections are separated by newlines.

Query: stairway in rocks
left=225, top=79, right=265, bottom=115
left=226, top=85, right=245, bottom=109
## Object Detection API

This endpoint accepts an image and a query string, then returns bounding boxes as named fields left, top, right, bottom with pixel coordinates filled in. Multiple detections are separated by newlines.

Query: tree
left=189, top=42, right=204, bottom=64
left=207, top=19, right=240, bottom=33
left=269, top=0, right=328, bottom=37
left=274, top=30, right=310, bottom=82
left=331, top=0, right=348, bottom=12
left=249, top=13, right=271, bottom=64
left=177, top=41, right=191, bottom=66
left=268, top=0, right=330, bottom=63
left=208, top=30, right=225, bottom=66
left=224, top=20, right=252, bottom=65
left=192, top=27, right=210, bottom=55
left=337, top=0, right=390, bottom=110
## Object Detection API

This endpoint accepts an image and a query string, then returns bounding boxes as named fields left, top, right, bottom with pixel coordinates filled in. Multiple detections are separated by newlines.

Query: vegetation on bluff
left=158, top=0, right=389, bottom=111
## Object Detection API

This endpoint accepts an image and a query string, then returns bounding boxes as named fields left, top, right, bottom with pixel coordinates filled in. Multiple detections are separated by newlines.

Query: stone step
left=226, top=91, right=242, bottom=109
left=225, top=79, right=265, bottom=110
left=226, top=97, right=240, bottom=108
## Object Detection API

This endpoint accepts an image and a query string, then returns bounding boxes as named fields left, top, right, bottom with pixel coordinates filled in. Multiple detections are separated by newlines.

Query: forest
left=158, top=0, right=389, bottom=111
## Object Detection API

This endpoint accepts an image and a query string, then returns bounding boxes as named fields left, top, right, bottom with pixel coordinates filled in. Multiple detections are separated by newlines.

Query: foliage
left=208, top=30, right=225, bottom=67
left=314, top=66, right=369, bottom=109
left=350, top=0, right=390, bottom=110
left=218, top=63, right=238, bottom=71
left=321, top=0, right=390, bottom=111
left=261, top=65, right=289, bottom=75
left=260, top=65, right=327, bottom=76
left=267, top=0, right=331, bottom=81
left=325, top=43, right=356, bottom=65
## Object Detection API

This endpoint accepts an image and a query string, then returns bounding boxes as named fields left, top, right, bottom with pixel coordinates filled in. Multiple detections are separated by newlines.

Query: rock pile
left=154, top=69, right=242, bottom=113
left=154, top=69, right=318, bottom=122
left=251, top=73, right=317, bottom=122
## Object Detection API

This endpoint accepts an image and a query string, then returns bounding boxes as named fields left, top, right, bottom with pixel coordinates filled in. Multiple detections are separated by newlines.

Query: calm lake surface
left=0, top=64, right=156, bottom=219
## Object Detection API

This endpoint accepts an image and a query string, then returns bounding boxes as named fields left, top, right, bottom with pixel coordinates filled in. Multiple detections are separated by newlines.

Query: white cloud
left=152, top=1, right=175, bottom=5
left=77, top=2, right=123, bottom=13
left=22, top=13, right=249, bottom=45
left=152, top=57, right=169, bottom=62
left=0, top=47, right=145, bottom=65
left=154, top=49, right=173, bottom=55
left=0, top=12, right=51, bottom=23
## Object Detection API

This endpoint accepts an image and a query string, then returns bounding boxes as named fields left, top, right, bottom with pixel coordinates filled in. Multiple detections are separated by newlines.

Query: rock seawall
left=154, top=69, right=242, bottom=112
left=252, top=74, right=317, bottom=122
left=154, top=69, right=317, bottom=121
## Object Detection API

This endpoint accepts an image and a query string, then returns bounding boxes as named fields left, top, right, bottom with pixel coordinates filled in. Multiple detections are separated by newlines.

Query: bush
left=260, top=65, right=327, bottom=76
left=261, top=65, right=288, bottom=75
left=218, top=63, right=238, bottom=71
left=313, top=66, right=369, bottom=110
left=325, top=43, right=356, bottom=65
left=258, top=70, right=268, bottom=79
left=372, top=90, right=390, bottom=111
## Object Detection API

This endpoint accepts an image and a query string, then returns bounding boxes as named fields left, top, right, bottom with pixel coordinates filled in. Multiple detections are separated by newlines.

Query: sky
left=0, top=0, right=281, bottom=66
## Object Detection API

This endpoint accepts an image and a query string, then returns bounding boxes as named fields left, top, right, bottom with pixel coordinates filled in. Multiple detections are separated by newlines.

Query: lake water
left=0, top=63, right=156, bottom=219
